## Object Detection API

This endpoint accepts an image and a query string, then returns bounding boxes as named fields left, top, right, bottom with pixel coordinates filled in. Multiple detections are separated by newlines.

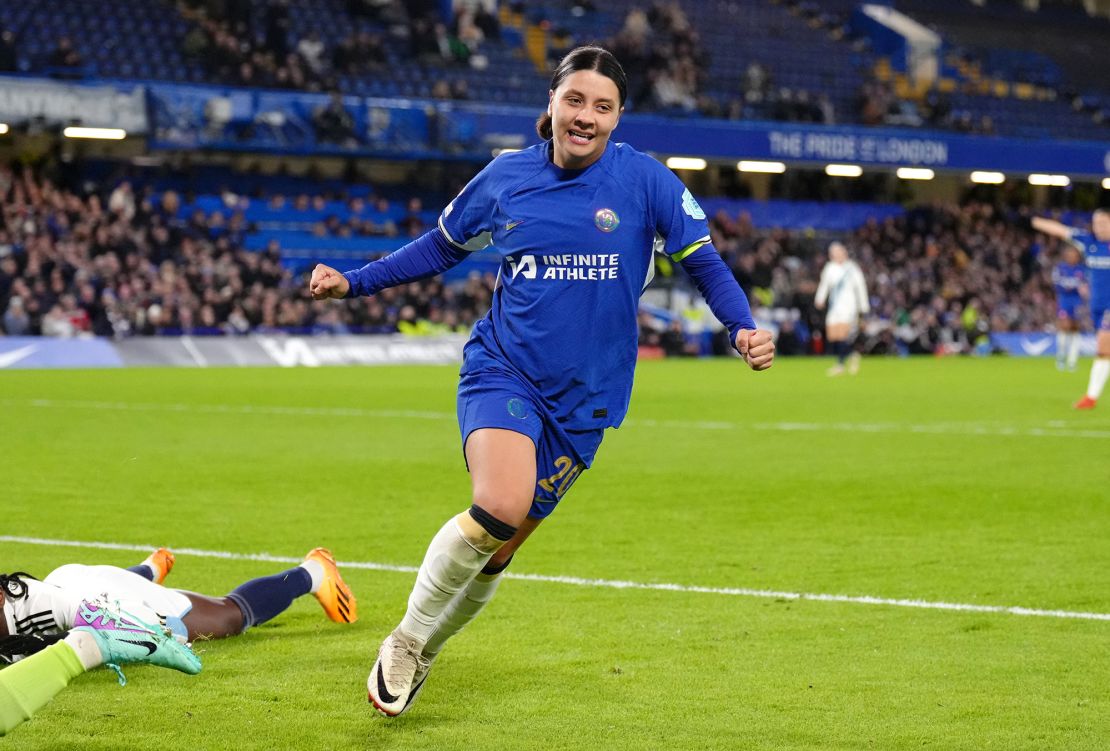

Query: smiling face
left=548, top=69, right=623, bottom=170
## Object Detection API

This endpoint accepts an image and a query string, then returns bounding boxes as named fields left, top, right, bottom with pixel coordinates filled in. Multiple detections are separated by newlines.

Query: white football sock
left=423, top=571, right=504, bottom=659
left=1056, top=332, right=1068, bottom=364
left=299, top=559, right=324, bottom=594
left=63, top=631, right=103, bottom=671
left=1087, top=357, right=1110, bottom=400
left=1067, top=334, right=1081, bottom=369
left=398, top=517, right=496, bottom=643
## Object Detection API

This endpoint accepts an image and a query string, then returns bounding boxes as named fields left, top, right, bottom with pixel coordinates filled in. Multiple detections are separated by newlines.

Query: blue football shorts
left=457, top=369, right=605, bottom=520
left=1093, top=305, right=1110, bottom=331
left=1056, top=298, right=1080, bottom=322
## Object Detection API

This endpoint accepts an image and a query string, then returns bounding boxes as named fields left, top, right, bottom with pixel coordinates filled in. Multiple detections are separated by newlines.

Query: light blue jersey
left=439, top=141, right=712, bottom=431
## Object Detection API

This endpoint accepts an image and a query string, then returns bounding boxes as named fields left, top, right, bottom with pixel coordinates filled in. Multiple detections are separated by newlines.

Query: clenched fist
left=734, top=329, right=775, bottom=371
left=309, top=263, right=350, bottom=300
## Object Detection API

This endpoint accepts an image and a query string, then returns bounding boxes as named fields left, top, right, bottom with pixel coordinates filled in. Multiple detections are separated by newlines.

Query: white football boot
left=367, top=627, right=429, bottom=717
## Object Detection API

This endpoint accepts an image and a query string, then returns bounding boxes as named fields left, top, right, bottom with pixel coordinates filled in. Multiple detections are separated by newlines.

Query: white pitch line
left=2, top=398, right=450, bottom=422
left=2, top=535, right=1107, bottom=623
left=750, top=421, right=1110, bottom=439
left=4, top=398, right=1110, bottom=438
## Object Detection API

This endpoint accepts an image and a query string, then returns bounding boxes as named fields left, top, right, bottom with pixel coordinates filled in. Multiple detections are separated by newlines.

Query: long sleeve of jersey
left=679, top=244, right=756, bottom=347
left=342, top=229, right=471, bottom=298
left=815, top=264, right=831, bottom=308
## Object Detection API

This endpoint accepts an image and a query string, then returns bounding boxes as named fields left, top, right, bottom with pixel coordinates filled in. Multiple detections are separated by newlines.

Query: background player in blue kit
left=1034, top=210, right=1110, bottom=408
left=309, top=46, right=775, bottom=717
left=1051, top=245, right=1087, bottom=372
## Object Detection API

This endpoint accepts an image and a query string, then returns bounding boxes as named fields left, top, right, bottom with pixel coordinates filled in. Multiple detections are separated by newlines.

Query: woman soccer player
left=1052, top=245, right=1087, bottom=372
left=1, top=575, right=201, bottom=736
left=1033, top=210, right=1110, bottom=408
left=0, top=548, right=354, bottom=734
left=815, top=241, right=869, bottom=376
left=309, top=46, right=775, bottom=717
left=1, top=547, right=357, bottom=651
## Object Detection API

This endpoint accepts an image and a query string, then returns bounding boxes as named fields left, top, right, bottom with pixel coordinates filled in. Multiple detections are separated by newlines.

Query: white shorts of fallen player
left=46, top=564, right=193, bottom=637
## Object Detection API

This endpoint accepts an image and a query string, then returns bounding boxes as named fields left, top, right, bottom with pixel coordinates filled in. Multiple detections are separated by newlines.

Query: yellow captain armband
left=669, top=240, right=708, bottom=263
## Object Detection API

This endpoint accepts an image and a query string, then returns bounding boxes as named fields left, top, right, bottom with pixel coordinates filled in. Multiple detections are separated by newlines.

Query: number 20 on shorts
left=538, top=455, right=584, bottom=498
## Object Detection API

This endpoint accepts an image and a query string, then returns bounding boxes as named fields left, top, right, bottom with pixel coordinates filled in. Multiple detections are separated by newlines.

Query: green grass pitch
left=1, top=357, right=1108, bottom=750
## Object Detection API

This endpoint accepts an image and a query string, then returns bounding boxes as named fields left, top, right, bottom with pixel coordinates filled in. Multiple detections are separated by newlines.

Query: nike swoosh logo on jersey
left=376, top=662, right=400, bottom=704
left=120, top=638, right=158, bottom=655
left=505, top=220, right=524, bottom=231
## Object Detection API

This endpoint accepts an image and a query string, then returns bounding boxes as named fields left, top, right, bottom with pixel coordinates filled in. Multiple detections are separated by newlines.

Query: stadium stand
left=894, top=0, right=1110, bottom=97
left=832, top=0, right=1110, bottom=140
left=0, top=0, right=193, bottom=82
left=1, top=0, right=1107, bottom=141
left=0, top=0, right=1107, bottom=355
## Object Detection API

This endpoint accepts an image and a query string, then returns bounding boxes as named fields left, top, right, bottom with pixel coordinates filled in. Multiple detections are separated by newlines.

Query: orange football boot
left=145, top=547, right=175, bottom=585
left=305, top=547, right=358, bottom=623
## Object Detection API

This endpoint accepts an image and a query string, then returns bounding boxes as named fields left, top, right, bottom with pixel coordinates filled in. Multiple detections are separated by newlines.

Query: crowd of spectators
left=177, top=0, right=497, bottom=93
left=410, top=0, right=500, bottom=68
left=608, top=4, right=709, bottom=114
left=179, top=0, right=335, bottom=92
left=0, top=163, right=1085, bottom=357
left=704, top=60, right=836, bottom=125
left=175, top=0, right=828, bottom=129
left=707, top=201, right=1066, bottom=357
left=170, top=0, right=1059, bottom=141
left=0, top=165, right=494, bottom=338
left=857, top=78, right=996, bottom=135
left=543, top=6, right=829, bottom=124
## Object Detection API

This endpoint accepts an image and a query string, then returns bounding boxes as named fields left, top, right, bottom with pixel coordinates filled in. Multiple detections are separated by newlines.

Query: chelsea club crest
left=594, top=208, right=620, bottom=232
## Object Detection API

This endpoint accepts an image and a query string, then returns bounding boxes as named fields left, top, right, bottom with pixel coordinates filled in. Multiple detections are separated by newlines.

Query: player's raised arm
left=313, top=160, right=500, bottom=303
left=1031, top=217, right=1076, bottom=240
left=677, top=245, right=775, bottom=371
left=309, top=228, right=472, bottom=301
left=645, top=153, right=773, bottom=372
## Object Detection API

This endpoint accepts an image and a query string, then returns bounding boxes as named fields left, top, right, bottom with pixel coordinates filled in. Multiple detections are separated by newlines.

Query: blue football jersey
left=439, top=141, right=711, bottom=431
left=1071, top=232, right=1110, bottom=308
left=1052, top=262, right=1085, bottom=303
